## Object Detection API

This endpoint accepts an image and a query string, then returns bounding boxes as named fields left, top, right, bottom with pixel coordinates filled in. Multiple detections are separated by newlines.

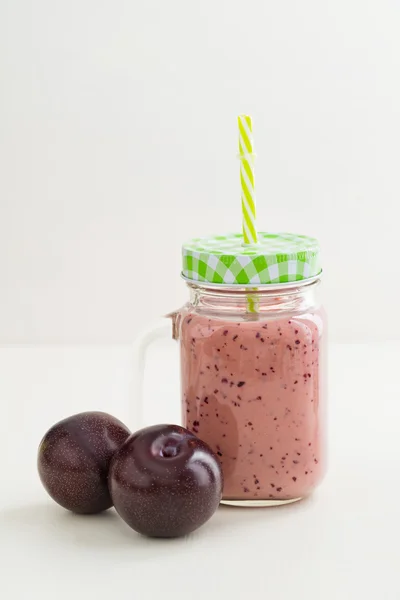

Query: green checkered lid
left=182, top=232, right=321, bottom=285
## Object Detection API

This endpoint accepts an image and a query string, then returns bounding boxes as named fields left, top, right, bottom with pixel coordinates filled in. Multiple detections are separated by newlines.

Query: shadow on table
left=0, top=494, right=316, bottom=554
left=0, top=503, right=139, bottom=548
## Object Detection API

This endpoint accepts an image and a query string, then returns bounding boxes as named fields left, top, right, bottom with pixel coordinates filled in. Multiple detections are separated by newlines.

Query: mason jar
left=135, top=232, right=327, bottom=506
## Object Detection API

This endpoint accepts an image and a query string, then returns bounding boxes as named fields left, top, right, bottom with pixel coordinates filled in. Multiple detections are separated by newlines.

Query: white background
left=1, top=0, right=400, bottom=344
left=2, top=5, right=400, bottom=594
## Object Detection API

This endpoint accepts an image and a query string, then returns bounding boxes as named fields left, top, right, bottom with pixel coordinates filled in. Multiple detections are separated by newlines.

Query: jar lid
left=182, top=232, right=321, bottom=285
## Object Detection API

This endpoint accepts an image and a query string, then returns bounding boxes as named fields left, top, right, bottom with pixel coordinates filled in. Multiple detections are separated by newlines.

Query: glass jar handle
left=131, top=314, right=178, bottom=429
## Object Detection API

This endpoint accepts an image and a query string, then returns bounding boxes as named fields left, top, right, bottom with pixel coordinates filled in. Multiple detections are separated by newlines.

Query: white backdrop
left=1, top=0, right=399, bottom=344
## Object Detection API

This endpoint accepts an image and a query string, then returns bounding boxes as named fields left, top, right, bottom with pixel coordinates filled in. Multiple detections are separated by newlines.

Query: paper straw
left=238, top=115, right=258, bottom=245
left=238, top=115, right=259, bottom=314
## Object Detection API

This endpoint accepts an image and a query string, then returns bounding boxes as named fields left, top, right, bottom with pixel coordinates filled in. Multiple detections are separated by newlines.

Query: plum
left=109, top=424, right=223, bottom=537
left=38, top=411, right=130, bottom=514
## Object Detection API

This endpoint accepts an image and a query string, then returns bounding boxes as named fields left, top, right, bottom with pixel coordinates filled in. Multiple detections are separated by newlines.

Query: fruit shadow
left=0, top=503, right=182, bottom=556
left=0, top=501, right=232, bottom=554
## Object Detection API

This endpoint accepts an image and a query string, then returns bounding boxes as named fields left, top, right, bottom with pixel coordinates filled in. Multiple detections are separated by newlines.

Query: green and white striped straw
left=238, top=114, right=259, bottom=314
left=238, top=114, right=258, bottom=245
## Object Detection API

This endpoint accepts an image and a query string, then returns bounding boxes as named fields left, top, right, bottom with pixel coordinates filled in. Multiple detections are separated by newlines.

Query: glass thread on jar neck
left=186, top=279, right=321, bottom=317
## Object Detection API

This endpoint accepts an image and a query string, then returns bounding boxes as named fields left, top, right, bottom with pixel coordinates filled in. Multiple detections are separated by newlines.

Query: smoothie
left=180, top=311, right=325, bottom=501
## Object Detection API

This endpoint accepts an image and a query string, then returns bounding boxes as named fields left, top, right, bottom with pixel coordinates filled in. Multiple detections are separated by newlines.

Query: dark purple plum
left=38, top=411, right=130, bottom=514
left=108, top=424, right=223, bottom=538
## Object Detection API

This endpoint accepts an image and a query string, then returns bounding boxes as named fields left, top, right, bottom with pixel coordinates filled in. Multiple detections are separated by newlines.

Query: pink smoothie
left=180, top=312, right=326, bottom=501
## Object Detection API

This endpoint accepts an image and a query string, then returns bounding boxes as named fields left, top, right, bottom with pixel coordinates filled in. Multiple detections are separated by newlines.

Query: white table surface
left=0, top=341, right=399, bottom=600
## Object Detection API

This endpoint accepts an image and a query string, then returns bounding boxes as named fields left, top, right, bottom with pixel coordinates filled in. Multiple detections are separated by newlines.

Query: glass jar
left=134, top=232, right=326, bottom=506
left=178, top=278, right=326, bottom=506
